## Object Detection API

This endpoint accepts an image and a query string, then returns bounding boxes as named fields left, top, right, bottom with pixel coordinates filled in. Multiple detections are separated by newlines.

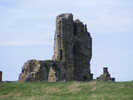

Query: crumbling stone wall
left=53, top=14, right=74, bottom=81
left=18, top=59, right=65, bottom=82
left=97, top=67, right=115, bottom=82
left=53, top=13, right=93, bottom=81
left=73, top=19, right=93, bottom=81
left=19, top=13, right=93, bottom=82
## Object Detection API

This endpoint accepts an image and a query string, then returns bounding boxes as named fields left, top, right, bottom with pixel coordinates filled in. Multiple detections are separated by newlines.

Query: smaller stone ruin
left=0, top=71, right=2, bottom=82
left=97, top=67, right=115, bottom=82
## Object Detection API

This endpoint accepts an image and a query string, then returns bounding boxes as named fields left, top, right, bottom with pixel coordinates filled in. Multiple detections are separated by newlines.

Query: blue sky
left=0, top=0, right=133, bottom=81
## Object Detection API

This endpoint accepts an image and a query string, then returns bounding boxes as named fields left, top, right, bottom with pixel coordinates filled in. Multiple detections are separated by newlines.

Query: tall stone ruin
left=53, top=14, right=93, bottom=81
left=18, top=13, right=93, bottom=82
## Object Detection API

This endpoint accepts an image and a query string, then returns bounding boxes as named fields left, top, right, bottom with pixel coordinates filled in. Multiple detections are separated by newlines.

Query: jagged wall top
left=19, top=13, right=93, bottom=82
left=56, top=13, right=73, bottom=20
left=53, top=13, right=93, bottom=81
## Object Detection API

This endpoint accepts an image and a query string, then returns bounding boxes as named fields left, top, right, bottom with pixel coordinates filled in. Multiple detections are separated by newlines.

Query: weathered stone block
left=48, top=67, right=56, bottom=82
left=97, top=67, right=115, bottom=82
left=53, top=13, right=93, bottom=81
left=18, top=59, right=65, bottom=82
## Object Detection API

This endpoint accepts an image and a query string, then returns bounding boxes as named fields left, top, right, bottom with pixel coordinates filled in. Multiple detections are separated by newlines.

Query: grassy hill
left=0, top=81, right=133, bottom=100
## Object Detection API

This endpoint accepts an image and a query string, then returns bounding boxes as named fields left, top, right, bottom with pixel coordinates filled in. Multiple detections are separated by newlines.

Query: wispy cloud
left=0, top=0, right=133, bottom=46
left=0, top=40, right=52, bottom=46
left=0, top=0, right=133, bottom=81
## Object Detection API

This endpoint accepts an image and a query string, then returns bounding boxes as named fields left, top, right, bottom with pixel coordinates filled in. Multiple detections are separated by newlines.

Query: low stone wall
left=18, top=59, right=65, bottom=82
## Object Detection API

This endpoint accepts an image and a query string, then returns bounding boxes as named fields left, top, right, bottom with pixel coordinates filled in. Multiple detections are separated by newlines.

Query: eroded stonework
left=18, top=13, right=93, bottom=82
left=19, top=59, right=64, bottom=82
left=53, top=13, right=93, bottom=81
left=48, top=67, right=56, bottom=82
left=97, top=67, right=115, bottom=82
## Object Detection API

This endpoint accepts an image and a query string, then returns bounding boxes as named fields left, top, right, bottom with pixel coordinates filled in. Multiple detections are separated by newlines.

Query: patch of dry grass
left=67, top=82, right=80, bottom=93
left=0, top=81, right=133, bottom=100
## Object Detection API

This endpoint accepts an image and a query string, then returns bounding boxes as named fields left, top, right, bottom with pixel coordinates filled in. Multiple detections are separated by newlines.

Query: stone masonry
left=48, top=67, right=56, bottom=82
left=19, top=60, right=64, bottom=82
left=18, top=13, right=93, bottom=82
left=0, top=71, right=2, bottom=82
left=53, top=13, right=93, bottom=81
left=97, top=67, right=115, bottom=82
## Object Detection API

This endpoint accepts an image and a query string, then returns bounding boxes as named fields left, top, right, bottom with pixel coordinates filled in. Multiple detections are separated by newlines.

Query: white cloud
left=0, top=0, right=133, bottom=81
left=0, top=40, right=51, bottom=46
left=0, top=0, right=133, bottom=46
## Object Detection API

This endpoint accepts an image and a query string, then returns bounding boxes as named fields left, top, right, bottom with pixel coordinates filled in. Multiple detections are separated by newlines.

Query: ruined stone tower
left=53, top=14, right=74, bottom=81
left=53, top=13, right=93, bottom=81
left=18, top=13, right=93, bottom=82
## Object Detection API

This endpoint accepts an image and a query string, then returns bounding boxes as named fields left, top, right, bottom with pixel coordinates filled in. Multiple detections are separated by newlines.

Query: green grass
left=0, top=81, right=133, bottom=100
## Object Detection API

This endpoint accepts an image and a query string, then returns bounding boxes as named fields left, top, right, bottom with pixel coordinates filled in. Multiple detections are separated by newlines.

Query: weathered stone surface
left=18, top=59, right=65, bottom=82
left=97, top=67, right=115, bottom=82
left=19, top=13, right=93, bottom=82
left=53, top=13, right=93, bottom=81
left=0, top=71, right=2, bottom=82
left=48, top=67, right=56, bottom=82
left=53, top=13, right=74, bottom=81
